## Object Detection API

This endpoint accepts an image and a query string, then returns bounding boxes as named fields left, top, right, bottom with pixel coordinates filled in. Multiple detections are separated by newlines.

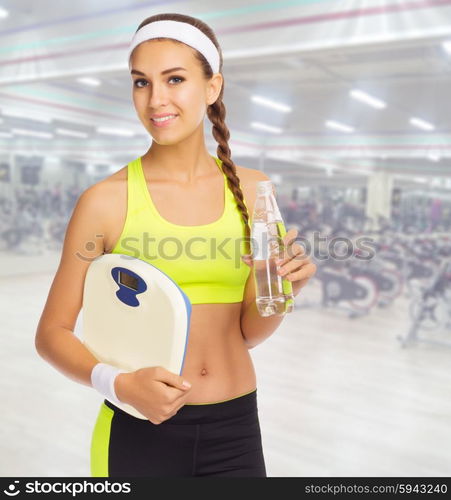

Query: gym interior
left=1, top=0, right=450, bottom=476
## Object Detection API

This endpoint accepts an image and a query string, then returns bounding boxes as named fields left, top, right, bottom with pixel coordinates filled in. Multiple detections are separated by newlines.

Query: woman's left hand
left=275, top=227, right=316, bottom=297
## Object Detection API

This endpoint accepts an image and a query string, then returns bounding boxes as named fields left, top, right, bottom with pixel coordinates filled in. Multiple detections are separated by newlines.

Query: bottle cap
left=257, top=180, right=274, bottom=195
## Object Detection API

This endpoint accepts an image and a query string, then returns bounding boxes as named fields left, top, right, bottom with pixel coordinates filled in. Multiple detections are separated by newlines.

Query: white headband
left=128, top=20, right=220, bottom=73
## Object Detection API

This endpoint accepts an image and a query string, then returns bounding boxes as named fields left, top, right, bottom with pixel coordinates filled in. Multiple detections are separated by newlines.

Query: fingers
left=242, top=226, right=302, bottom=268
left=174, top=391, right=191, bottom=410
left=162, top=388, right=192, bottom=420
left=282, top=227, right=299, bottom=246
left=278, top=260, right=317, bottom=281
left=153, top=366, right=191, bottom=391
left=277, top=242, right=306, bottom=268
left=241, top=253, right=253, bottom=267
left=165, top=385, right=192, bottom=402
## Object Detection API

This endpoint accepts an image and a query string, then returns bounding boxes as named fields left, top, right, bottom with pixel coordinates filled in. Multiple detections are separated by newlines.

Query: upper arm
left=35, top=183, right=109, bottom=343
left=239, top=168, right=271, bottom=322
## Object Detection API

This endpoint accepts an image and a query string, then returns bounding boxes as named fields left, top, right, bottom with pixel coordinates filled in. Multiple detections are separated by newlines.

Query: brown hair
left=132, top=13, right=251, bottom=254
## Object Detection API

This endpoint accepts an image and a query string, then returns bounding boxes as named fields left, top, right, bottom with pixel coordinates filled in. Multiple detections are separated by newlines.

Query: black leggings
left=90, top=389, right=267, bottom=477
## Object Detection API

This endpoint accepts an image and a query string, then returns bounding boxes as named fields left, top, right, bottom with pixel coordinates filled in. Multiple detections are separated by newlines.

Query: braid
left=207, top=94, right=252, bottom=255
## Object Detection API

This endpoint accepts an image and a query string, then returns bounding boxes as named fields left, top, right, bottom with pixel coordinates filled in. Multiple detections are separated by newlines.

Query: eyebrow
left=131, top=67, right=187, bottom=76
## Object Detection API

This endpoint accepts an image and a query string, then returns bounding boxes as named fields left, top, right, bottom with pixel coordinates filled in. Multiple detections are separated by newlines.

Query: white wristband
left=91, top=363, right=126, bottom=406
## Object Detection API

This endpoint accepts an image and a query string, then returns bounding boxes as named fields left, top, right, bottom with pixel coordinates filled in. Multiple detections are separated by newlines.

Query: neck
left=142, top=128, right=218, bottom=183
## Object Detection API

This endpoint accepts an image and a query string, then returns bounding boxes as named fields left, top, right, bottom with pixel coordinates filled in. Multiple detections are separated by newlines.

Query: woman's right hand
left=114, top=366, right=192, bottom=424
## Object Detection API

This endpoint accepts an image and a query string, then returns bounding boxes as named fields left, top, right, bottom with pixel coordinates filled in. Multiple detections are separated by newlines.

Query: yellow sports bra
left=110, top=156, right=251, bottom=304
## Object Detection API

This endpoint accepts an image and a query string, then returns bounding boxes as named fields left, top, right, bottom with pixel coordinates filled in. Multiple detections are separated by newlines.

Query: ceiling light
left=56, top=128, right=89, bottom=139
left=442, top=41, right=451, bottom=54
left=2, top=109, right=52, bottom=123
left=77, top=77, right=101, bottom=86
left=1, top=109, right=98, bottom=128
left=250, top=122, right=282, bottom=134
left=325, top=120, right=354, bottom=133
left=428, top=154, right=440, bottom=162
left=251, top=95, right=292, bottom=113
left=410, top=117, right=435, bottom=131
left=350, top=89, right=386, bottom=109
left=96, top=127, right=135, bottom=137
left=0, top=131, right=12, bottom=138
left=0, top=7, right=8, bottom=18
left=12, top=128, right=53, bottom=139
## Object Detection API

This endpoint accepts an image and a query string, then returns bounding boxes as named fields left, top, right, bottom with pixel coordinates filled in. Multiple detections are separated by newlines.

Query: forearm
left=35, top=325, right=99, bottom=387
left=240, top=300, right=286, bottom=349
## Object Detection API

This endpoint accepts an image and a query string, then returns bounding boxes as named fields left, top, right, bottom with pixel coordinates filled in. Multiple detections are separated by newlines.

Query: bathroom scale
left=81, top=253, right=192, bottom=419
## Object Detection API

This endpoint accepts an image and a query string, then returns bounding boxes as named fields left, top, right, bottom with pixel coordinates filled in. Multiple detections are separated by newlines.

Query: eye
left=133, top=76, right=185, bottom=88
left=169, top=76, right=185, bottom=84
left=133, top=78, right=147, bottom=88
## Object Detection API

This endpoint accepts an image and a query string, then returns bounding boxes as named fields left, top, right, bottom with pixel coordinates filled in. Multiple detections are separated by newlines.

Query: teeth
left=153, top=115, right=176, bottom=122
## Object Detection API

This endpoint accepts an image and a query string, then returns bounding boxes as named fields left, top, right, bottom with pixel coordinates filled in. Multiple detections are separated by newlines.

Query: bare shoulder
left=236, top=164, right=270, bottom=183
left=235, top=165, right=271, bottom=211
left=90, top=166, right=129, bottom=251
left=79, top=165, right=127, bottom=216
left=102, top=164, right=128, bottom=200
left=106, top=164, right=128, bottom=181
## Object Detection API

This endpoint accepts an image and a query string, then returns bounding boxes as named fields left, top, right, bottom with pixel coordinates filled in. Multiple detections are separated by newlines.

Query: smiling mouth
left=150, top=115, right=178, bottom=129
left=151, top=114, right=178, bottom=123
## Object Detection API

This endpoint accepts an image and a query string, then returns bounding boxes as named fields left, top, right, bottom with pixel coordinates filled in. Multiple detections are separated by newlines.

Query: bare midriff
left=172, top=302, right=257, bottom=404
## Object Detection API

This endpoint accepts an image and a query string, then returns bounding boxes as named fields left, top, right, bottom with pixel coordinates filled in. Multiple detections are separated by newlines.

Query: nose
left=147, top=82, right=168, bottom=110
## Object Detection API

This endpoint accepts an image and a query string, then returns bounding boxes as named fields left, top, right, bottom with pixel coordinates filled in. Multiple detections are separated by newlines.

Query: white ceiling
left=0, top=0, right=450, bottom=188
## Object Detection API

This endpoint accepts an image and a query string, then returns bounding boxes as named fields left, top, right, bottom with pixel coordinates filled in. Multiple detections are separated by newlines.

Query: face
left=130, top=39, right=223, bottom=145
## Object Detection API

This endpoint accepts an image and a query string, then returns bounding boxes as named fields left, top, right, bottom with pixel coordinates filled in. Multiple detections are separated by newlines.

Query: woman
left=35, top=12, right=316, bottom=477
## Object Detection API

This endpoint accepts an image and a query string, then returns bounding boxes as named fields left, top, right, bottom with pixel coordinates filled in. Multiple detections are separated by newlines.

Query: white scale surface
left=82, top=253, right=191, bottom=419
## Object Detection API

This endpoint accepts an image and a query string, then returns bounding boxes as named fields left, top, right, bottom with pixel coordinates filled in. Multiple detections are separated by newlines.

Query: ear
left=206, top=72, right=223, bottom=106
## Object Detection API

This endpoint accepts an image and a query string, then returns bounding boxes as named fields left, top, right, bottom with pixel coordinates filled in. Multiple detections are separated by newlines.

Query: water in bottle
left=251, top=180, right=295, bottom=317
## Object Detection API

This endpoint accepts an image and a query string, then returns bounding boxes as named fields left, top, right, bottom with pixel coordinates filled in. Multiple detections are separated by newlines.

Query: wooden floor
left=2, top=250, right=451, bottom=477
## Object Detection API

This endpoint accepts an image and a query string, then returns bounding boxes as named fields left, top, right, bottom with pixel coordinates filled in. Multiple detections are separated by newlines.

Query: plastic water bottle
left=251, top=180, right=295, bottom=317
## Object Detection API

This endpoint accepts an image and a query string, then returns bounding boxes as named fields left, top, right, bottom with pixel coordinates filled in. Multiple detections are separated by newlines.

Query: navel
left=200, top=368, right=207, bottom=376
